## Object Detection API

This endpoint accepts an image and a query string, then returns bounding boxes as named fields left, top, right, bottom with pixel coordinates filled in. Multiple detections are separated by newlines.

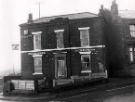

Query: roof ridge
left=34, top=12, right=98, bottom=21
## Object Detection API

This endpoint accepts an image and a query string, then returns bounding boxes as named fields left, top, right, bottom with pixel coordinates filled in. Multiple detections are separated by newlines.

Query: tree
left=99, top=8, right=125, bottom=77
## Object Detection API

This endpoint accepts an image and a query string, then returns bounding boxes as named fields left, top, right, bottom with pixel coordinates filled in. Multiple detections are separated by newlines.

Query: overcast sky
left=0, top=0, right=135, bottom=74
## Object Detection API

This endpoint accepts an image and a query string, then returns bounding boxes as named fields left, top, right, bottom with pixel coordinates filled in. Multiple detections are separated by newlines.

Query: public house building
left=5, top=0, right=135, bottom=94
left=16, top=12, right=107, bottom=91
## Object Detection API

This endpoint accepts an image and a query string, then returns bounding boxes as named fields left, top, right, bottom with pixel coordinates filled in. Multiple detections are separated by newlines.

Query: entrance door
left=55, top=54, right=67, bottom=79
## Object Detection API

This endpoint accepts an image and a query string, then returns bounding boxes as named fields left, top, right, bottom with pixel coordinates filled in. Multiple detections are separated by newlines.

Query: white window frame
left=54, top=29, right=64, bottom=48
left=129, top=25, right=135, bottom=37
left=24, top=29, right=28, bottom=35
left=32, top=54, right=43, bottom=75
left=81, top=54, right=91, bottom=74
left=129, top=47, right=135, bottom=62
left=78, top=27, right=90, bottom=47
left=32, top=31, right=42, bottom=50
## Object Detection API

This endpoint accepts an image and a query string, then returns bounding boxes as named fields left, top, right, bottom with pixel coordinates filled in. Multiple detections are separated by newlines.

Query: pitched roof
left=119, top=10, right=135, bottom=19
left=31, top=12, right=98, bottom=24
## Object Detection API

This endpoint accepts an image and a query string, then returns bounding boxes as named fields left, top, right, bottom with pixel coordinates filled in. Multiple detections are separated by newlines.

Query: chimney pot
left=101, top=5, right=104, bottom=10
left=28, top=13, right=33, bottom=23
left=111, top=0, right=118, bottom=16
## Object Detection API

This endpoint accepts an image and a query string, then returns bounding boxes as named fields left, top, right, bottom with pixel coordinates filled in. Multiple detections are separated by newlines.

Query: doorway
left=55, top=54, right=67, bottom=79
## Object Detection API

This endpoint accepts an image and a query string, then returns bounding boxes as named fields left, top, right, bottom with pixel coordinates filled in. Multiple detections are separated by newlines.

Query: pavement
left=0, top=78, right=135, bottom=101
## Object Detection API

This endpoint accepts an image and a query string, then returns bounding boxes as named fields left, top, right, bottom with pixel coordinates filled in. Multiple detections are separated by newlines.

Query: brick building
left=18, top=12, right=107, bottom=90
left=5, top=0, right=135, bottom=94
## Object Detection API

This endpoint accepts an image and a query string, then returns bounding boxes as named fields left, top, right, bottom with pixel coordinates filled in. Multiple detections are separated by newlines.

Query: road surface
left=1, top=79, right=135, bottom=102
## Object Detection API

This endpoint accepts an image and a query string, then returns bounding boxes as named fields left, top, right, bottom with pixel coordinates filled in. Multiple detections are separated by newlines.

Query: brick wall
left=20, top=17, right=104, bottom=79
left=21, top=53, right=34, bottom=78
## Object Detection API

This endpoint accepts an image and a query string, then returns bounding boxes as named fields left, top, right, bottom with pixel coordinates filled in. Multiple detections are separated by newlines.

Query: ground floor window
left=91, top=50, right=104, bottom=73
left=129, top=47, right=135, bottom=62
left=81, top=54, right=91, bottom=73
left=80, top=50, right=105, bottom=75
left=33, top=55, right=42, bottom=74
left=55, top=54, right=67, bottom=79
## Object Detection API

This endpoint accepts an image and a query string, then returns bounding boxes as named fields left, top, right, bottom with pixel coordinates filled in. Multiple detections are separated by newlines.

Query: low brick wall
left=3, top=76, right=38, bottom=95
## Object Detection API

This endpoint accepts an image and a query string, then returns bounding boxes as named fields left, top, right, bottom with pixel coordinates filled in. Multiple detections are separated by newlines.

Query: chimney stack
left=98, top=5, right=104, bottom=16
left=101, top=5, right=104, bottom=10
left=28, top=13, right=33, bottom=23
left=111, top=0, right=118, bottom=16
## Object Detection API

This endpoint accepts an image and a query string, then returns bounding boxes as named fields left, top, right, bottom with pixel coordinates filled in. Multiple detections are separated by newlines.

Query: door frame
left=55, top=54, right=67, bottom=79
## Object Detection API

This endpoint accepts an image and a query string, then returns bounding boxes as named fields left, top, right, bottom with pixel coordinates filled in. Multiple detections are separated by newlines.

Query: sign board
left=11, top=80, right=19, bottom=89
left=28, top=52, right=46, bottom=56
left=18, top=80, right=25, bottom=89
left=25, top=81, right=34, bottom=90
left=91, top=72, right=107, bottom=78
left=11, top=80, right=34, bottom=90
left=12, top=44, right=19, bottom=50
left=75, top=48, right=95, bottom=52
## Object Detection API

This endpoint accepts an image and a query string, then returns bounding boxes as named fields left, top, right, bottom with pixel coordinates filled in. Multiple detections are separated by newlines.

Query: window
left=24, top=29, right=28, bottom=35
left=33, top=55, right=42, bottom=74
left=129, top=47, right=135, bottom=62
left=54, top=29, right=64, bottom=48
left=81, top=55, right=91, bottom=73
left=129, top=25, right=135, bottom=37
left=79, top=27, right=90, bottom=47
left=32, top=31, right=42, bottom=50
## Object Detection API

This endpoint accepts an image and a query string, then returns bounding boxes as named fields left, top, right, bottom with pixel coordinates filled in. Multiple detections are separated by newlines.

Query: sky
left=0, top=0, right=135, bottom=75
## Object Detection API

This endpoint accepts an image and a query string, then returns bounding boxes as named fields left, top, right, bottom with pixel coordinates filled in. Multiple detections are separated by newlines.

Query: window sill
left=33, top=49, right=42, bottom=51
left=81, top=70, right=91, bottom=73
left=32, top=73, right=43, bottom=75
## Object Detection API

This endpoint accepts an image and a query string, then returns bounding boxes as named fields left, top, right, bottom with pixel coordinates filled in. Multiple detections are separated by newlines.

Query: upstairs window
left=33, top=55, right=42, bottom=74
left=129, top=47, right=135, bottom=62
left=54, top=29, right=64, bottom=48
left=32, top=31, right=42, bottom=50
left=24, top=29, right=28, bottom=35
left=129, top=25, right=135, bottom=37
left=79, top=27, right=90, bottom=47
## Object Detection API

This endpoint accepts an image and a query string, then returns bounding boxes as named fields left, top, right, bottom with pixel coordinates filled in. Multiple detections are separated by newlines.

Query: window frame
left=32, top=54, right=43, bottom=75
left=54, top=29, right=64, bottom=48
left=55, top=54, right=67, bottom=79
left=129, top=47, right=135, bottom=63
left=32, top=31, right=42, bottom=50
left=78, top=27, right=90, bottom=47
left=81, top=54, right=91, bottom=74
left=24, top=29, right=28, bottom=35
left=129, top=25, right=135, bottom=38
